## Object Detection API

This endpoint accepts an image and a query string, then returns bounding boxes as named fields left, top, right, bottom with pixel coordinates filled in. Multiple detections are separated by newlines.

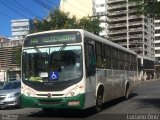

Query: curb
left=141, top=79, right=160, bottom=83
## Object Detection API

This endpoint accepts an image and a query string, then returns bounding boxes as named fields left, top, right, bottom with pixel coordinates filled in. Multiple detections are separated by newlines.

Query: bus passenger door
left=84, top=40, right=96, bottom=108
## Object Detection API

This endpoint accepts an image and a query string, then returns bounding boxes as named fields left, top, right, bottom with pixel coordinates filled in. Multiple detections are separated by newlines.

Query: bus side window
left=95, top=42, right=103, bottom=68
left=85, top=42, right=96, bottom=77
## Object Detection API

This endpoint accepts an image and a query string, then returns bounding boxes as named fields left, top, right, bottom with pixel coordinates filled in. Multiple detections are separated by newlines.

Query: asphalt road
left=1, top=80, right=160, bottom=120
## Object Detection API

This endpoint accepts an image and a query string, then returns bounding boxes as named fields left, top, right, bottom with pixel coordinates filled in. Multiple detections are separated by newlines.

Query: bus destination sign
left=24, top=31, right=81, bottom=47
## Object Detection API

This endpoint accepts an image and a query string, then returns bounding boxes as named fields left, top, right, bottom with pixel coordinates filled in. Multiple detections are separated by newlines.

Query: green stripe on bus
left=21, top=93, right=85, bottom=109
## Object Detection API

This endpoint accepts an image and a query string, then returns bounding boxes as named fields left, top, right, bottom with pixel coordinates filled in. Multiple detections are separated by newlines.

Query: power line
left=42, top=0, right=59, bottom=9
left=5, top=0, right=36, bottom=18
left=12, top=0, right=43, bottom=19
left=32, top=0, right=53, bottom=11
left=39, top=0, right=56, bottom=10
left=1, top=0, right=26, bottom=18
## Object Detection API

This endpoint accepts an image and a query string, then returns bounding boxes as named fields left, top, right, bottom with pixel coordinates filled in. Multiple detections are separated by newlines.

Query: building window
left=155, top=29, right=160, bottom=34
left=96, top=4, right=105, bottom=7
left=97, top=12, right=106, bottom=16
left=155, top=36, right=160, bottom=40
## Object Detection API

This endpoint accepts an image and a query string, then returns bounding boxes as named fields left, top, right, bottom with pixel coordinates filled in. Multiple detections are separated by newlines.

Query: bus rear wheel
left=95, top=91, right=103, bottom=112
left=125, top=84, right=130, bottom=100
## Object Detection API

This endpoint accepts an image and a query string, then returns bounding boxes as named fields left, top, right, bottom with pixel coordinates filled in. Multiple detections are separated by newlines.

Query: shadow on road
left=102, top=93, right=138, bottom=110
left=138, top=98, right=160, bottom=109
left=27, top=93, right=138, bottom=118
left=28, top=108, right=97, bottom=118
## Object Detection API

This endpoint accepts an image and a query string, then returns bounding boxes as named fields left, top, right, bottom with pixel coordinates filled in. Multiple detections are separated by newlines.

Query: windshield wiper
left=34, top=46, right=47, bottom=58
left=59, top=42, right=67, bottom=52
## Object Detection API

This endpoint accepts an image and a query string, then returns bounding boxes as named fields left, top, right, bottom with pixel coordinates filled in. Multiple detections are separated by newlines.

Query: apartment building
left=106, top=0, right=155, bottom=80
left=94, top=0, right=108, bottom=37
left=0, top=40, right=22, bottom=81
left=0, top=36, right=10, bottom=42
left=60, top=0, right=93, bottom=19
left=155, top=19, right=160, bottom=77
left=11, top=19, right=32, bottom=40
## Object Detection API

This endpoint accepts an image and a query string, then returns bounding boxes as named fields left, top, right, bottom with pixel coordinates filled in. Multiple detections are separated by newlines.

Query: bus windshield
left=22, top=45, right=83, bottom=83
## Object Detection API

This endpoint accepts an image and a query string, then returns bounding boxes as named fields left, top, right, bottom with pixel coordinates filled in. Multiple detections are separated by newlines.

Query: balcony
left=129, top=34, right=143, bottom=39
left=108, top=29, right=127, bottom=35
left=117, top=42, right=127, bottom=46
left=128, top=1, right=143, bottom=7
left=108, top=17, right=126, bottom=23
left=129, top=27, right=142, bottom=33
left=129, top=15, right=144, bottom=20
left=108, top=23, right=127, bottom=29
left=108, top=0, right=126, bottom=4
left=107, top=10, right=126, bottom=17
left=111, top=36, right=127, bottom=41
left=129, top=21, right=142, bottom=26
left=107, top=4, right=126, bottom=11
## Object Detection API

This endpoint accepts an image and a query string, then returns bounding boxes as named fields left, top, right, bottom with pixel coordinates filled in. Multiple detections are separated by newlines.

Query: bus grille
left=38, top=99, right=62, bottom=105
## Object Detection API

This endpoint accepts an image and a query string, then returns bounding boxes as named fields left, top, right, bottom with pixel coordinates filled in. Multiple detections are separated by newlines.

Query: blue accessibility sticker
left=50, top=71, right=59, bottom=81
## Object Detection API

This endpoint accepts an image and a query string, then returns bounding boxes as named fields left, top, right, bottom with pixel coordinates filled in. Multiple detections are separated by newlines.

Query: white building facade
left=11, top=19, right=32, bottom=40
left=155, top=19, right=160, bottom=62
left=60, top=0, right=93, bottom=19
left=155, top=19, right=160, bottom=77
left=93, top=0, right=108, bottom=38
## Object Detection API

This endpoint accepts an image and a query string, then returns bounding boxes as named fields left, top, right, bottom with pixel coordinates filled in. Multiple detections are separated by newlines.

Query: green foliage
left=78, top=17, right=102, bottom=35
left=32, top=9, right=102, bottom=34
left=12, top=46, right=22, bottom=66
left=129, top=0, right=160, bottom=18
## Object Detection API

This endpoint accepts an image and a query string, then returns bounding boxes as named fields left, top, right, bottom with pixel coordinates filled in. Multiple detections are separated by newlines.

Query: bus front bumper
left=21, top=94, right=85, bottom=109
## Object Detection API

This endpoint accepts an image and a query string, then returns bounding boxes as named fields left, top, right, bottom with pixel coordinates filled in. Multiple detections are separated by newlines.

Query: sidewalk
left=141, top=78, right=160, bottom=83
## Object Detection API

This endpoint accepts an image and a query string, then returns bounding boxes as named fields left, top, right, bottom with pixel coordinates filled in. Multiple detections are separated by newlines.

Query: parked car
left=0, top=80, right=21, bottom=108
left=0, top=82, right=5, bottom=89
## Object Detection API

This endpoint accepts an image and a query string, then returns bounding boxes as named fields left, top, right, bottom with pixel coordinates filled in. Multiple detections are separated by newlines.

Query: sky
left=0, top=0, right=60, bottom=38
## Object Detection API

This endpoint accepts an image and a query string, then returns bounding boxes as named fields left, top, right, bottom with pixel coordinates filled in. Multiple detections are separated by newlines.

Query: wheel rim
left=96, top=94, right=103, bottom=112
left=125, top=87, right=130, bottom=99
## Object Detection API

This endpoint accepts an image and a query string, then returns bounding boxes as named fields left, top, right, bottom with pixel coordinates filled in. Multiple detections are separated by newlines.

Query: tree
left=78, top=17, right=102, bottom=35
left=32, top=9, right=102, bottom=34
left=129, top=0, right=160, bottom=18
left=49, top=9, right=79, bottom=29
left=12, top=46, right=22, bottom=66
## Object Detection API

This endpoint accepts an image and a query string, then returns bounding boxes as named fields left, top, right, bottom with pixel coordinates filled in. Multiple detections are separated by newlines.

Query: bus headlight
left=66, top=85, right=84, bottom=97
left=21, top=86, right=36, bottom=97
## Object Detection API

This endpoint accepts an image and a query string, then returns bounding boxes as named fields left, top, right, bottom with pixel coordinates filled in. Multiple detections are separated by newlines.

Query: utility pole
left=126, top=0, right=129, bottom=49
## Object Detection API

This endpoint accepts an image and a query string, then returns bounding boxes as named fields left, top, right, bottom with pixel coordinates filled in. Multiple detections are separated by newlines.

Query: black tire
left=17, top=97, right=22, bottom=108
left=95, top=91, right=103, bottom=112
left=42, top=108, right=53, bottom=113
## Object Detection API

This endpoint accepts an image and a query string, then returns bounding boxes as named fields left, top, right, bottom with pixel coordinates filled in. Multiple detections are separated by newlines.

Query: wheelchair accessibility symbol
left=50, top=71, right=59, bottom=80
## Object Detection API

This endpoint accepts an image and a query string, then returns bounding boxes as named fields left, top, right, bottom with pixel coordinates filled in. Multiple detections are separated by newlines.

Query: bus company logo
left=47, top=93, right=52, bottom=98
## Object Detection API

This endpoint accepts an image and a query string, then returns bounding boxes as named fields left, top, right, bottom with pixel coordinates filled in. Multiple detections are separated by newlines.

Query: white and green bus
left=21, top=29, right=138, bottom=112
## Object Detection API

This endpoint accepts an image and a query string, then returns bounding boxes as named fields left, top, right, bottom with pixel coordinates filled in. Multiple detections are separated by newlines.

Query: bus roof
left=25, top=29, right=137, bottom=55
